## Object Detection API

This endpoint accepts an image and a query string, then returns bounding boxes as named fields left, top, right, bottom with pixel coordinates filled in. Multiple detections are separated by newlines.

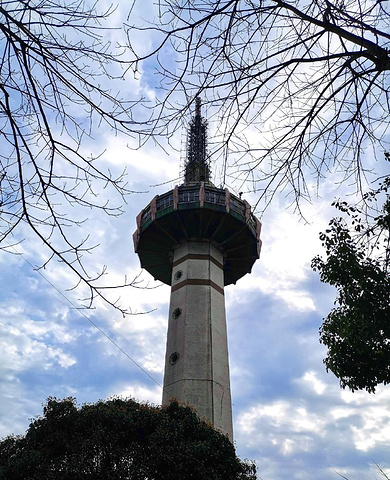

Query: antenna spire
left=184, top=97, right=210, bottom=184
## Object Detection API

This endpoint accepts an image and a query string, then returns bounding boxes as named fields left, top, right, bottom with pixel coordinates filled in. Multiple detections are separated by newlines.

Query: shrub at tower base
left=0, top=397, right=256, bottom=480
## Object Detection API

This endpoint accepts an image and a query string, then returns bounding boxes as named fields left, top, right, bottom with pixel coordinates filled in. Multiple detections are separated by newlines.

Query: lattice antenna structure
left=184, top=98, right=211, bottom=184
left=179, top=128, right=187, bottom=182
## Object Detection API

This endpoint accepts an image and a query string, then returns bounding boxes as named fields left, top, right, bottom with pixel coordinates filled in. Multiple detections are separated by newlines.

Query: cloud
left=0, top=303, right=77, bottom=375
left=113, top=383, right=162, bottom=406
left=299, top=371, right=327, bottom=395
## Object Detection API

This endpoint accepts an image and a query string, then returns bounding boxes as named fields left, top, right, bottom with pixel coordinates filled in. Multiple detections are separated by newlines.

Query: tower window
left=205, top=189, right=225, bottom=205
left=178, top=188, right=199, bottom=203
left=172, top=308, right=182, bottom=319
left=169, top=352, right=179, bottom=365
left=174, top=270, right=183, bottom=281
left=156, top=192, right=174, bottom=212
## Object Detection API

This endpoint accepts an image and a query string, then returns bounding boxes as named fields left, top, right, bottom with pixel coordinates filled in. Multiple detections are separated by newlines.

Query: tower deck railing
left=140, top=183, right=258, bottom=237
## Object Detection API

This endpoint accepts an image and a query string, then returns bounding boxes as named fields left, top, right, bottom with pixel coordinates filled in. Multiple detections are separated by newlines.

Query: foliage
left=0, top=0, right=141, bottom=312
left=0, top=397, right=256, bottom=480
left=127, top=0, right=390, bottom=208
left=312, top=174, right=390, bottom=392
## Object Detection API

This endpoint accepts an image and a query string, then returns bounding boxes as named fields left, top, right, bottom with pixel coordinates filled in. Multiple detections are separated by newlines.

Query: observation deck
left=133, top=182, right=262, bottom=286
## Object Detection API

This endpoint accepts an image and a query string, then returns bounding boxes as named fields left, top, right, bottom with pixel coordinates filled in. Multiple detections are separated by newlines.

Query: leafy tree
left=127, top=0, right=390, bottom=207
left=0, top=397, right=256, bottom=480
left=0, top=0, right=141, bottom=312
left=312, top=173, right=390, bottom=392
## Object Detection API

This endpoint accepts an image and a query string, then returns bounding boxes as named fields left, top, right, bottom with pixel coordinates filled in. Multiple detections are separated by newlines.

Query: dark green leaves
left=0, top=397, right=256, bottom=480
left=312, top=176, right=390, bottom=392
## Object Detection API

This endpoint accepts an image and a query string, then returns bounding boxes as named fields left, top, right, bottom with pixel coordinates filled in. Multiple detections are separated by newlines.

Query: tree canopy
left=128, top=0, right=390, bottom=207
left=0, top=397, right=256, bottom=480
left=312, top=172, right=390, bottom=392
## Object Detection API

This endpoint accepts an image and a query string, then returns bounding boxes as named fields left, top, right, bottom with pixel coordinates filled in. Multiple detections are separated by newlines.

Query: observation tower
left=133, top=99, right=262, bottom=439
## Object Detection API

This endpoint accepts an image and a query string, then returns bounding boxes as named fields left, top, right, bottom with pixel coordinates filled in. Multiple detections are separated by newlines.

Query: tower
left=133, top=99, right=262, bottom=439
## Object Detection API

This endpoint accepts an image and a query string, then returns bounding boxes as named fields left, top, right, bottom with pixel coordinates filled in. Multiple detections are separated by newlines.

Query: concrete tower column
left=162, top=241, right=233, bottom=439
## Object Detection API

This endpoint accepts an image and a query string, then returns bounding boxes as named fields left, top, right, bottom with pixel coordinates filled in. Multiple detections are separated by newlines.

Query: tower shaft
left=162, top=241, right=233, bottom=438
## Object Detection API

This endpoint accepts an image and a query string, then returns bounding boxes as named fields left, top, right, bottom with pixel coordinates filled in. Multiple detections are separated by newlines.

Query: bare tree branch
left=0, top=0, right=147, bottom=313
left=127, top=0, right=390, bottom=209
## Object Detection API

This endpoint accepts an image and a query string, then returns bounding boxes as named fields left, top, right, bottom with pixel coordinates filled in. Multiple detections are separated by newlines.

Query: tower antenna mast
left=185, top=97, right=210, bottom=184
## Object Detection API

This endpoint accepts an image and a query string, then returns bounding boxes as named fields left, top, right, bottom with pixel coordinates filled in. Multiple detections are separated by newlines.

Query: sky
left=1, top=2, right=390, bottom=480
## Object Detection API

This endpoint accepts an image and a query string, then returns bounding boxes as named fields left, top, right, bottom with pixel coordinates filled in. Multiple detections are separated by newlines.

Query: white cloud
left=338, top=387, right=390, bottom=452
left=299, top=371, right=327, bottom=395
left=226, top=199, right=336, bottom=314
left=236, top=400, right=327, bottom=456
left=105, top=135, right=178, bottom=176
left=0, top=322, right=77, bottom=373
left=113, top=383, right=162, bottom=406
left=351, top=412, right=390, bottom=452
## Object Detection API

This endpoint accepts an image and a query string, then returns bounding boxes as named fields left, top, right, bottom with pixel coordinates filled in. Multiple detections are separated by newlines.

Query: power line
left=6, top=243, right=162, bottom=389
